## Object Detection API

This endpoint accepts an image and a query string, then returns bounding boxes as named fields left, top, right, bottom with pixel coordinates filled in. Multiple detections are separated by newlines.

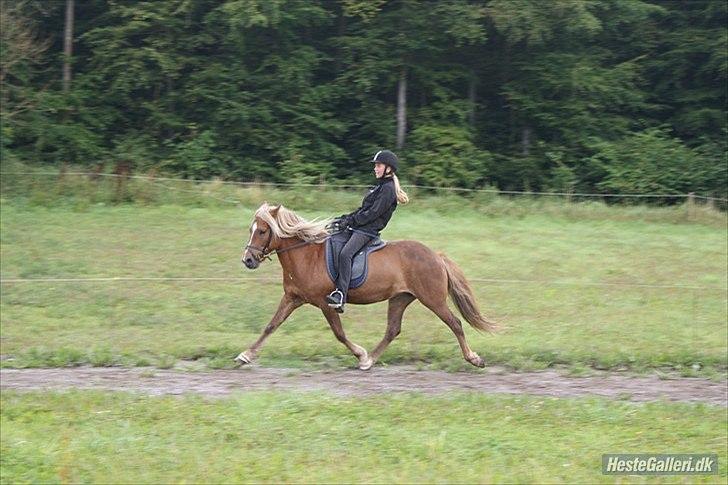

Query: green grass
left=1, top=390, right=725, bottom=484
left=0, top=174, right=726, bottom=374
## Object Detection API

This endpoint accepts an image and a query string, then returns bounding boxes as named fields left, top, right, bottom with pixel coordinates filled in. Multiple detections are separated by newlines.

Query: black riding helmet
left=371, top=149, right=398, bottom=173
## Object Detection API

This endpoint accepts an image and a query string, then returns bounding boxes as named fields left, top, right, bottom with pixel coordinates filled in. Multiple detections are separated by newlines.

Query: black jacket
left=346, top=177, right=397, bottom=236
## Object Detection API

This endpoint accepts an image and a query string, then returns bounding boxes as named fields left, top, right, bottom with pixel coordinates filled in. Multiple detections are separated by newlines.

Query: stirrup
left=326, top=289, right=344, bottom=308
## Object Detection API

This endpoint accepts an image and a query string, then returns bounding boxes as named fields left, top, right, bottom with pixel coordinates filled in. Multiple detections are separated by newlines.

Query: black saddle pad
left=325, top=232, right=387, bottom=289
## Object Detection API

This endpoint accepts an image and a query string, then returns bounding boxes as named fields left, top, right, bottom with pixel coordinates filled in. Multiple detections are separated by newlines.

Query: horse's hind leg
left=320, top=307, right=371, bottom=369
left=423, top=301, right=485, bottom=368
left=366, top=293, right=416, bottom=370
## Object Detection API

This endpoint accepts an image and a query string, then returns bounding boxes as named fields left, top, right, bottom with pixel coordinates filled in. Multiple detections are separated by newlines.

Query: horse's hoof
left=358, top=358, right=374, bottom=371
left=234, top=352, right=252, bottom=366
left=468, top=354, right=485, bottom=368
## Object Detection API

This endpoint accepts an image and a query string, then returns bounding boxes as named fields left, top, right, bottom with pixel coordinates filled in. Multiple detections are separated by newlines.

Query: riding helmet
left=371, top=149, right=398, bottom=173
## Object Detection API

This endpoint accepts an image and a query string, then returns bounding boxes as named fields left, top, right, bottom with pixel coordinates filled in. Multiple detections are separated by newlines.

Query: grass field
left=0, top=174, right=726, bottom=375
left=1, top=390, right=726, bottom=483
left=1, top=173, right=726, bottom=484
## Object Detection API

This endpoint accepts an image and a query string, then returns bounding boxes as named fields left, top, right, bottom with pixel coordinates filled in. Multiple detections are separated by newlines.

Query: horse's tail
left=440, top=253, right=499, bottom=333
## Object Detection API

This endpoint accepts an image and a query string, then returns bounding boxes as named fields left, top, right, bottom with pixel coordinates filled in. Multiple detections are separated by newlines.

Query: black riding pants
left=333, top=231, right=373, bottom=301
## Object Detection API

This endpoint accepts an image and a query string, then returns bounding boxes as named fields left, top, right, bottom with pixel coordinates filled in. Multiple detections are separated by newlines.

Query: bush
left=589, top=128, right=724, bottom=197
left=162, top=130, right=226, bottom=179
left=407, top=124, right=492, bottom=188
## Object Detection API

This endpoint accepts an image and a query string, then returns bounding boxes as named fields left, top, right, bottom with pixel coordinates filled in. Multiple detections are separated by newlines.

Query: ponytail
left=392, top=173, right=409, bottom=204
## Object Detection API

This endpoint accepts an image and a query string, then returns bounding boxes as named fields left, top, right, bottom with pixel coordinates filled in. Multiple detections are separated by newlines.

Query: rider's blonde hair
left=390, top=172, right=409, bottom=204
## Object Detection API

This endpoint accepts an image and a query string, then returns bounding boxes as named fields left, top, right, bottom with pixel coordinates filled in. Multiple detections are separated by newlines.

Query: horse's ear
left=270, top=205, right=281, bottom=217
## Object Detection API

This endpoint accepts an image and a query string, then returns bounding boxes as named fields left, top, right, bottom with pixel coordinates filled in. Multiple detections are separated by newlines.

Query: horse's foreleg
left=367, top=293, right=416, bottom=370
left=320, top=307, right=370, bottom=369
left=235, top=293, right=303, bottom=366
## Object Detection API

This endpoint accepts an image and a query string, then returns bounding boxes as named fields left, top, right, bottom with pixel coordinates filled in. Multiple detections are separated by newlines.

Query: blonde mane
left=254, top=203, right=331, bottom=243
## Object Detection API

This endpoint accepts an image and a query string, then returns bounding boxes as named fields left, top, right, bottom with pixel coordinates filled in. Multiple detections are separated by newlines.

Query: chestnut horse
left=237, top=202, right=497, bottom=370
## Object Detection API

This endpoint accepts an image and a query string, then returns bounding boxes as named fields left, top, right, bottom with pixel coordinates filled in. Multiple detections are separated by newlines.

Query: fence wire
left=1, top=276, right=725, bottom=291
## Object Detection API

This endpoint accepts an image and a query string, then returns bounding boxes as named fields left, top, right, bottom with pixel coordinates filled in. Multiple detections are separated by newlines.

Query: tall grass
left=1, top=162, right=724, bottom=226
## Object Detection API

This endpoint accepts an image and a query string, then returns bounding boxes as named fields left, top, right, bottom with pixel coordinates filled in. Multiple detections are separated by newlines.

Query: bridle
left=244, top=228, right=274, bottom=262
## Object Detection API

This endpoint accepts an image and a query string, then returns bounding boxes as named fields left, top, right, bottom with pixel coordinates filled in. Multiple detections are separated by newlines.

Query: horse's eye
left=259, top=229, right=267, bottom=235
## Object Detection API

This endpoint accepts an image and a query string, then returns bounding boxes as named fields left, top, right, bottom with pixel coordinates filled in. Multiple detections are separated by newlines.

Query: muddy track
left=1, top=366, right=725, bottom=406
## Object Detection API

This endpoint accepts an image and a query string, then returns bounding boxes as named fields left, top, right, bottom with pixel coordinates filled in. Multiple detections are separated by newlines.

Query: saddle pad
left=325, top=232, right=387, bottom=289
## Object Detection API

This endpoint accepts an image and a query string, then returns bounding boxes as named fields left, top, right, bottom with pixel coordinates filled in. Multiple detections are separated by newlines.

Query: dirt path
left=1, top=366, right=725, bottom=406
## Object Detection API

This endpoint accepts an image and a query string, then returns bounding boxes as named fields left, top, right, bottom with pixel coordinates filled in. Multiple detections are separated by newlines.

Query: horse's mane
left=254, top=202, right=331, bottom=243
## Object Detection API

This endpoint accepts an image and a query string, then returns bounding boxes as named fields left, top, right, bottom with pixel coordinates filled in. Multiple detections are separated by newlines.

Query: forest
left=1, top=0, right=726, bottom=197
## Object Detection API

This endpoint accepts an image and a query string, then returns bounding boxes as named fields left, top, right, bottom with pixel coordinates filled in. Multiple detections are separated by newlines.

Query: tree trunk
left=396, top=67, right=407, bottom=150
left=521, top=126, right=531, bottom=156
left=62, top=0, right=74, bottom=93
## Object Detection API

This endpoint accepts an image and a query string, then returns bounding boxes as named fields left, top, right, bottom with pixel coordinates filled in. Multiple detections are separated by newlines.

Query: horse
left=237, top=202, right=498, bottom=370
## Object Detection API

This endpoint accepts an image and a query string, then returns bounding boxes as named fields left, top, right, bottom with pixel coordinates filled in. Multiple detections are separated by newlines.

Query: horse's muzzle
left=242, top=256, right=259, bottom=269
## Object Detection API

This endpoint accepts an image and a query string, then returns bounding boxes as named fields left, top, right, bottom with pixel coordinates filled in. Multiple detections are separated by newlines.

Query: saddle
left=325, top=231, right=387, bottom=289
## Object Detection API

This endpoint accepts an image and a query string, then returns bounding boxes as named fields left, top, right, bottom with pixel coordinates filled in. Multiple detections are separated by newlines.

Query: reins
left=245, top=230, right=340, bottom=262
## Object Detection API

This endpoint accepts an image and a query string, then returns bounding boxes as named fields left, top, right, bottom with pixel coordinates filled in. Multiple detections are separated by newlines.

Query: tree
left=62, top=0, right=74, bottom=93
left=0, top=0, right=49, bottom=153
left=2, top=0, right=724, bottom=199
left=643, top=0, right=727, bottom=145
left=481, top=0, right=664, bottom=190
left=335, top=0, right=486, bottom=178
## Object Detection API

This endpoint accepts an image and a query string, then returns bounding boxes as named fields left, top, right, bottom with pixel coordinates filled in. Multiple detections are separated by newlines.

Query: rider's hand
left=328, top=217, right=345, bottom=231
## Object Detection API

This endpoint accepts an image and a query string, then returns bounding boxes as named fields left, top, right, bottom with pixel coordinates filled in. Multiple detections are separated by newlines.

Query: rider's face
left=374, top=162, right=387, bottom=178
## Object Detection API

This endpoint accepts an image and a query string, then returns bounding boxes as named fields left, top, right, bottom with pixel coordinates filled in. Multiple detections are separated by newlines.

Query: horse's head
left=241, top=202, right=330, bottom=269
left=241, top=204, right=280, bottom=269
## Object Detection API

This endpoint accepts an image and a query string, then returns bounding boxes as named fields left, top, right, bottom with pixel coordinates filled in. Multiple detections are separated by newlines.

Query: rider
left=326, top=149, right=409, bottom=312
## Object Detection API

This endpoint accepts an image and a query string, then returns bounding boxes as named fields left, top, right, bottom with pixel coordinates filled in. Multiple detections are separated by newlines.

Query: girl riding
left=326, top=149, right=409, bottom=312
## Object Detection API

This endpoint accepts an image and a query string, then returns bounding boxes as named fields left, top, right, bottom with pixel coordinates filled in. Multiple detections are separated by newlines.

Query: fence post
left=57, top=162, right=68, bottom=195
left=686, top=192, right=695, bottom=221
left=113, top=160, right=131, bottom=202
